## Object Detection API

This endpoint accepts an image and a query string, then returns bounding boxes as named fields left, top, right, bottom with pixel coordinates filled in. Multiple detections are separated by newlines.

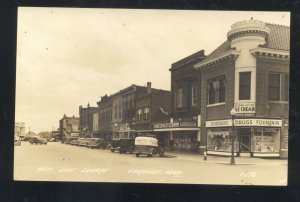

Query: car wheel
left=147, top=154, right=152, bottom=157
left=159, top=150, right=164, bottom=157
left=136, top=153, right=140, bottom=157
left=111, top=149, right=115, bottom=152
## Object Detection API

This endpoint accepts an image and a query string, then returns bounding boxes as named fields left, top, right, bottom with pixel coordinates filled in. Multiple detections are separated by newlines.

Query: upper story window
left=176, top=88, right=183, bottom=108
left=191, top=86, right=197, bottom=106
left=208, top=77, right=226, bottom=105
left=118, top=105, right=122, bottom=119
left=269, top=73, right=280, bottom=101
left=285, top=75, right=289, bottom=101
left=144, top=107, right=150, bottom=120
left=268, top=73, right=289, bottom=102
left=138, top=109, right=143, bottom=121
left=114, top=106, right=117, bottom=119
left=239, top=72, right=251, bottom=100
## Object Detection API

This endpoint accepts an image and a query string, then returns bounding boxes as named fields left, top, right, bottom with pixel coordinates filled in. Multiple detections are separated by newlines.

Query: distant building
left=94, top=95, right=113, bottom=140
left=59, top=114, right=79, bottom=141
left=79, top=103, right=98, bottom=137
left=15, top=122, right=25, bottom=138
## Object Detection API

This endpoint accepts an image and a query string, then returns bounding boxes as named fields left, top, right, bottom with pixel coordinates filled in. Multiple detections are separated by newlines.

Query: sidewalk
left=165, top=151, right=288, bottom=166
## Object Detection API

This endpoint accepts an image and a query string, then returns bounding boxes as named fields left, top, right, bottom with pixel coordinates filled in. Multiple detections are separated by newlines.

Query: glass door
left=240, top=132, right=251, bottom=152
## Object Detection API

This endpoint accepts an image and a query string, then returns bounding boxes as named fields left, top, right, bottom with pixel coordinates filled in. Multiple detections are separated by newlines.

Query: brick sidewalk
left=165, top=151, right=288, bottom=165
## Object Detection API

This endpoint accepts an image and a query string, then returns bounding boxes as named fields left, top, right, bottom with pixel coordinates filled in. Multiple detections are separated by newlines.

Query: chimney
left=147, top=82, right=151, bottom=94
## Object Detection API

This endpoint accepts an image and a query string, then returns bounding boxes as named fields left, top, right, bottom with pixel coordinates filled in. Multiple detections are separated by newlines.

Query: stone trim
left=194, top=50, right=240, bottom=69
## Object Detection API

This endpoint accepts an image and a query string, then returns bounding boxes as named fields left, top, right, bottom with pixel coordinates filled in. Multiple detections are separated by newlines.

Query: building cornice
left=194, top=50, right=240, bottom=69
left=250, top=47, right=290, bottom=59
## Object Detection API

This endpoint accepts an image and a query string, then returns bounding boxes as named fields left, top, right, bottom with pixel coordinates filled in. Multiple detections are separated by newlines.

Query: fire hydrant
left=204, top=151, right=207, bottom=161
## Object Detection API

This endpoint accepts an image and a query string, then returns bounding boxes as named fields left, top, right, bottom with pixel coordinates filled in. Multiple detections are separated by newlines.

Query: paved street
left=14, top=142, right=287, bottom=185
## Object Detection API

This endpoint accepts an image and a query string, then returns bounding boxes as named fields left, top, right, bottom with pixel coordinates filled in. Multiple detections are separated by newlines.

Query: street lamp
left=230, top=108, right=237, bottom=165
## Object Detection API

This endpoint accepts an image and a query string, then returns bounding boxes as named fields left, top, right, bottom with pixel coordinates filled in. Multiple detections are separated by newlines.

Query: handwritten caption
left=36, top=167, right=108, bottom=174
left=128, top=169, right=183, bottom=176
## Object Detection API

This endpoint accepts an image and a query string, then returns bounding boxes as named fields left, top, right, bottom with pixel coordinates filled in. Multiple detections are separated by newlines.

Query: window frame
left=207, top=76, right=226, bottom=106
left=191, top=85, right=197, bottom=106
left=268, top=73, right=281, bottom=101
left=176, top=88, right=183, bottom=108
left=239, top=71, right=251, bottom=100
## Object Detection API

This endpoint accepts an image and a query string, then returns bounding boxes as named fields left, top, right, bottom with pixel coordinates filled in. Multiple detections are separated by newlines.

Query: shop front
left=206, top=118, right=283, bottom=157
left=153, top=122, right=201, bottom=152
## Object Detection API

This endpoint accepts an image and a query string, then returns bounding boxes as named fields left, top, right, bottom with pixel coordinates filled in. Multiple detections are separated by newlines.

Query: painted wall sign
left=234, top=103, right=255, bottom=114
left=233, top=119, right=282, bottom=127
left=206, top=120, right=232, bottom=128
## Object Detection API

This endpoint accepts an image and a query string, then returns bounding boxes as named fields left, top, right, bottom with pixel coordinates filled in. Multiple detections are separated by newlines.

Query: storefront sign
left=233, top=119, right=282, bottom=127
left=234, top=103, right=255, bottom=114
left=179, top=122, right=197, bottom=127
left=153, top=122, right=179, bottom=129
left=207, top=131, right=229, bottom=136
left=206, top=120, right=232, bottom=128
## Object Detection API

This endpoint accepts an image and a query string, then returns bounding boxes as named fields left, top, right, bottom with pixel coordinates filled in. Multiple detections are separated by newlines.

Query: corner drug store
left=206, top=118, right=287, bottom=158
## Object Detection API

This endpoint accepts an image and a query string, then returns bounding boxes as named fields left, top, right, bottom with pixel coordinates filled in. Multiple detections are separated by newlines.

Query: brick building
left=93, top=95, right=113, bottom=140
left=153, top=50, right=205, bottom=152
left=111, top=84, right=150, bottom=139
left=194, top=19, right=289, bottom=158
left=59, top=114, right=79, bottom=141
left=15, top=122, right=25, bottom=138
left=134, top=82, right=171, bottom=142
left=79, top=103, right=98, bottom=137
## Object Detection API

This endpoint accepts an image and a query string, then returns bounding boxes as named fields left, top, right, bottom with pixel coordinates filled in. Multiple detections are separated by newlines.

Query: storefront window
left=252, top=128, right=280, bottom=152
left=173, top=133, right=197, bottom=150
left=207, top=129, right=238, bottom=152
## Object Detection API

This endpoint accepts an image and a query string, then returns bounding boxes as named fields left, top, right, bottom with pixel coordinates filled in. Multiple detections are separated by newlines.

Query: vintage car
left=14, top=136, right=21, bottom=146
left=29, top=136, right=47, bottom=145
left=87, top=138, right=108, bottom=149
left=77, top=138, right=89, bottom=147
left=110, top=134, right=121, bottom=152
left=134, top=136, right=164, bottom=157
left=70, top=139, right=78, bottom=145
left=119, top=138, right=135, bottom=154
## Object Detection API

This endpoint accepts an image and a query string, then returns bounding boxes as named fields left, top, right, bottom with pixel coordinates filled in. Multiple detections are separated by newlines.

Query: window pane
left=208, top=83, right=215, bottom=104
left=219, top=79, right=226, bottom=102
left=239, top=72, right=251, bottom=100
left=192, top=86, right=197, bottom=106
left=285, top=75, right=289, bottom=101
left=269, top=74, right=280, bottom=101
left=177, top=88, right=183, bottom=107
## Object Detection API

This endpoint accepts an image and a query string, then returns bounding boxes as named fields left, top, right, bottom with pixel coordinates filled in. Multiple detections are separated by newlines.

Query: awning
left=136, top=130, right=154, bottom=133
left=154, top=127, right=200, bottom=132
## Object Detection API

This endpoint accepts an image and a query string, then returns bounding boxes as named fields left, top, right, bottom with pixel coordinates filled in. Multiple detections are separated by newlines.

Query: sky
left=15, top=8, right=290, bottom=133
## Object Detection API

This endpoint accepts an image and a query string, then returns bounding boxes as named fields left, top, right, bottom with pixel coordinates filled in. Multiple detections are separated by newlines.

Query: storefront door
left=240, top=133, right=251, bottom=152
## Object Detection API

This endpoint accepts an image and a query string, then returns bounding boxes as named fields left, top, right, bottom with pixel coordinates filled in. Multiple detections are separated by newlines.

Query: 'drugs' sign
left=233, top=119, right=282, bottom=127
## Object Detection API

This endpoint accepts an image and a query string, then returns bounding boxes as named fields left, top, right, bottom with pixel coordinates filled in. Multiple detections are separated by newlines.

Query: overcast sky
left=15, top=8, right=290, bottom=133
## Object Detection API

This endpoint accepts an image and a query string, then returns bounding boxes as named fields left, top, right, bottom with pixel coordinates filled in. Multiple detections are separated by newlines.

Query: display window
left=207, top=129, right=238, bottom=152
left=173, top=133, right=197, bottom=150
left=252, top=128, right=280, bottom=152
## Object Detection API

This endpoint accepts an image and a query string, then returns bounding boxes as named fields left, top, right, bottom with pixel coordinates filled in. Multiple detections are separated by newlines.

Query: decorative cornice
left=227, top=20, right=270, bottom=42
left=250, top=47, right=290, bottom=59
left=194, top=50, right=240, bottom=69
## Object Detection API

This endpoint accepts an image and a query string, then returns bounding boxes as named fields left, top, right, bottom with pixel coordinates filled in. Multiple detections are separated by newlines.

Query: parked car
left=29, top=136, right=47, bottom=145
left=110, top=138, right=120, bottom=152
left=87, top=138, right=108, bottom=149
left=134, top=136, right=164, bottom=157
left=70, top=139, right=78, bottom=145
left=78, top=138, right=90, bottom=147
left=119, top=138, right=135, bottom=154
left=14, top=137, right=21, bottom=146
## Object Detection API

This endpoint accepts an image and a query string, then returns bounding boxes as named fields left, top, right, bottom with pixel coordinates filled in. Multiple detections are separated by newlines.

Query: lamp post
left=230, top=108, right=237, bottom=165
